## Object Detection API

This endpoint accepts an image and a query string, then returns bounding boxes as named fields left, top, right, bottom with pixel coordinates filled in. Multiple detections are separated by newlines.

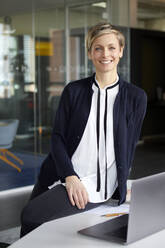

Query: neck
left=95, top=71, right=118, bottom=89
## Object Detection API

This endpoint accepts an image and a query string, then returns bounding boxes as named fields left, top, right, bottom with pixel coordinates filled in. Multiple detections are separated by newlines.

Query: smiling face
left=88, top=33, right=124, bottom=75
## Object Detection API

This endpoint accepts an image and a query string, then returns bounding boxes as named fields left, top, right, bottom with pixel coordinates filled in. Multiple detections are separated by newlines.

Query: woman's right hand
left=65, top=175, right=89, bottom=209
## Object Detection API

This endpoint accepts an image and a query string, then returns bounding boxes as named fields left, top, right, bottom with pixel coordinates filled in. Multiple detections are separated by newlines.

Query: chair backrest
left=0, top=119, right=19, bottom=149
left=0, top=186, right=33, bottom=230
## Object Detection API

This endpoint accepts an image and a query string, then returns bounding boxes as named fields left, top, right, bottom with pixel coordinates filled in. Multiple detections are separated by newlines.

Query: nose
left=102, top=48, right=110, bottom=58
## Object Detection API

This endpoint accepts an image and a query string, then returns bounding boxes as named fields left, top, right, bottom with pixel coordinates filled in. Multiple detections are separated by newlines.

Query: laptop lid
left=78, top=172, right=165, bottom=245
left=127, top=172, right=165, bottom=244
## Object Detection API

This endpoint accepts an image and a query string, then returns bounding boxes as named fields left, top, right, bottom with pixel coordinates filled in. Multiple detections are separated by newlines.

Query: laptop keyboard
left=105, top=225, right=128, bottom=239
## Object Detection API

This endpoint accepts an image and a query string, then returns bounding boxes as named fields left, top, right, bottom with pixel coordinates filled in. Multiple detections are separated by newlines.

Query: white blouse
left=71, top=76, right=119, bottom=203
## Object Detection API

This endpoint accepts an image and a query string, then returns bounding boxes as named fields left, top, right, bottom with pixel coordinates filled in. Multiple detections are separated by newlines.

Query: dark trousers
left=20, top=181, right=102, bottom=237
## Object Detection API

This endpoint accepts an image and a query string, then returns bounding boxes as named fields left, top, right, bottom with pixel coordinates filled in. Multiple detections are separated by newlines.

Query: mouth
left=100, top=60, right=113, bottom=64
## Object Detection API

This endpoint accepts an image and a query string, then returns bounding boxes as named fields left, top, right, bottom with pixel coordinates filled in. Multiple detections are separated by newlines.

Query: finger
left=67, top=188, right=75, bottom=206
left=86, top=192, right=90, bottom=203
left=82, top=190, right=89, bottom=205
left=73, top=193, right=82, bottom=209
left=80, top=190, right=87, bottom=206
left=79, top=185, right=89, bottom=205
left=77, top=191, right=85, bottom=209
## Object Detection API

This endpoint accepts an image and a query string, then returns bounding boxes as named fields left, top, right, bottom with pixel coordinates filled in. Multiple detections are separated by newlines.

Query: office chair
left=0, top=119, right=23, bottom=172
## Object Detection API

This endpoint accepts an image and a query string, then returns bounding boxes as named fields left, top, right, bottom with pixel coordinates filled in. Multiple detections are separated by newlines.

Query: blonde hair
left=86, top=22, right=125, bottom=53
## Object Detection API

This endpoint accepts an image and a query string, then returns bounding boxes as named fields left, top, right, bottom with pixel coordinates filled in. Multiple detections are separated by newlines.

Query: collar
left=94, top=74, right=119, bottom=90
left=90, top=73, right=124, bottom=91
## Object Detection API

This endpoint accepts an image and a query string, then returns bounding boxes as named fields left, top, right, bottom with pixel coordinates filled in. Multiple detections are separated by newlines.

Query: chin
left=97, top=64, right=116, bottom=72
left=98, top=68, right=116, bottom=74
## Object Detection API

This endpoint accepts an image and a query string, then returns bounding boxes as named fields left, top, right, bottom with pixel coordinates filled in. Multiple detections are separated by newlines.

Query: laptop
left=78, top=172, right=165, bottom=245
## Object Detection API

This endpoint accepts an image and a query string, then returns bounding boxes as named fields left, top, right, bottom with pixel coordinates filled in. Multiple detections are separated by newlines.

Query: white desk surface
left=9, top=209, right=165, bottom=248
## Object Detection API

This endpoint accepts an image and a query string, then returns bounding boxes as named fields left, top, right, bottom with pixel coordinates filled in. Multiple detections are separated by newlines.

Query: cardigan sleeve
left=128, top=90, right=147, bottom=171
left=133, top=90, right=147, bottom=143
left=50, top=84, right=79, bottom=182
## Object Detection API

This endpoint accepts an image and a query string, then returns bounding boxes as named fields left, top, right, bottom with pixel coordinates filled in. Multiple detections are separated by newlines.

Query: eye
left=95, top=47, right=102, bottom=51
left=109, top=47, right=115, bottom=50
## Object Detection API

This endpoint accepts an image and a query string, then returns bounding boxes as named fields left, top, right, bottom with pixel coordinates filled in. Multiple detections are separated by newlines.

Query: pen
left=101, top=212, right=127, bottom=217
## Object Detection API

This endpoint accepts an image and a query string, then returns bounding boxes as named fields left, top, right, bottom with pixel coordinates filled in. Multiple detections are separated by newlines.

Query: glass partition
left=34, top=5, right=65, bottom=154
left=68, top=2, right=107, bottom=81
left=0, top=6, right=39, bottom=189
left=0, top=0, right=131, bottom=190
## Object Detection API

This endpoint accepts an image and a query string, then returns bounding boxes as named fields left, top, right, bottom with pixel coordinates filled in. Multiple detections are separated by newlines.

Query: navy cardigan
left=39, top=75, right=147, bottom=204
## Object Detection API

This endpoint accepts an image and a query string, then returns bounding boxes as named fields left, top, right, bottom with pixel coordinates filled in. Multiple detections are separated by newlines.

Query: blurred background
left=0, top=0, right=164, bottom=192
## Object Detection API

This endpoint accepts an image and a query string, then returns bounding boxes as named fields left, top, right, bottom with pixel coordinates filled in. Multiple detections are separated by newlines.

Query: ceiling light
left=92, top=2, right=106, bottom=8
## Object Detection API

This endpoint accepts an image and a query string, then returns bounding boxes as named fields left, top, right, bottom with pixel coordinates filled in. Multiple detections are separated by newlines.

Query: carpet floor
left=0, top=152, right=45, bottom=190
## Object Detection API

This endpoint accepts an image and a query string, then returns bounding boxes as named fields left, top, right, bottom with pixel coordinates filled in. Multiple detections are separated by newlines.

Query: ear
left=119, top=46, right=124, bottom=58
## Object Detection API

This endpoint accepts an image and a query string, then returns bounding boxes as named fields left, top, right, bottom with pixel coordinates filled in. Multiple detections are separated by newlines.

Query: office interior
left=0, top=0, right=165, bottom=246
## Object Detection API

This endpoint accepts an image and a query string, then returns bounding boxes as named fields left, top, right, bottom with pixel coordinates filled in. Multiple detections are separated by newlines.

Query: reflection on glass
left=68, top=2, right=107, bottom=81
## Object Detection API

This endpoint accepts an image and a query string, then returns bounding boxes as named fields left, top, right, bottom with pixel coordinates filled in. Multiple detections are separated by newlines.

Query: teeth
left=101, top=60, right=112, bottom=64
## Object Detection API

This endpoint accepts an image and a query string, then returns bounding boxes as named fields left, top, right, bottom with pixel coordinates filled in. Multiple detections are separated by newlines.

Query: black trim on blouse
left=93, top=79, right=119, bottom=199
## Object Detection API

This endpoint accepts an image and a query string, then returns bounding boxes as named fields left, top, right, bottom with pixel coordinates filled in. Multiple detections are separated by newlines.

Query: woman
left=20, top=22, right=147, bottom=236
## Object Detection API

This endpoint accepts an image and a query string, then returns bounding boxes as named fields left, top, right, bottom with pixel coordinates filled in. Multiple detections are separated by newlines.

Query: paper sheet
left=86, top=202, right=130, bottom=216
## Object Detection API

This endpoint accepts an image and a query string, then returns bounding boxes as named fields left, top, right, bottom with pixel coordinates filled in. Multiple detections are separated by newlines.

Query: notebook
left=78, top=172, right=165, bottom=245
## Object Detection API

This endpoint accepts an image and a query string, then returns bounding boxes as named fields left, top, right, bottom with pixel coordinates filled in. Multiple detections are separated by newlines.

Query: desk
left=9, top=209, right=165, bottom=248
